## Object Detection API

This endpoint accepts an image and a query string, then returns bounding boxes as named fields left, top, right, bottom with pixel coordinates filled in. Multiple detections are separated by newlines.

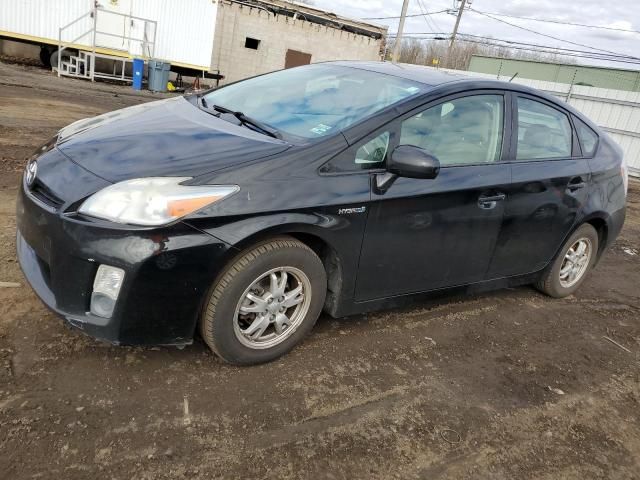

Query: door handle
left=478, top=193, right=506, bottom=209
left=567, top=181, right=586, bottom=191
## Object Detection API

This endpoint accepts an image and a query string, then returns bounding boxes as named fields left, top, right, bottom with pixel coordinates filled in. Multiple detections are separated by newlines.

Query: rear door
left=355, top=91, right=512, bottom=301
left=487, top=94, right=592, bottom=278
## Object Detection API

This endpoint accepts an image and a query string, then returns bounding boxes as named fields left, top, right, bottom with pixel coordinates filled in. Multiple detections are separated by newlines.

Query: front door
left=355, top=93, right=511, bottom=301
left=488, top=95, right=592, bottom=278
left=285, top=49, right=312, bottom=69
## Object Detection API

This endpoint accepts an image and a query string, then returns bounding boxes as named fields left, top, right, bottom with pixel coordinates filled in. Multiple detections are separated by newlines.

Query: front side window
left=203, top=64, right=423, bottom=139
left=355, top=132, right=390, bottom=165
left=517, top=97, right=572, bottom=160
left=399, top=95, right=504, bottom=166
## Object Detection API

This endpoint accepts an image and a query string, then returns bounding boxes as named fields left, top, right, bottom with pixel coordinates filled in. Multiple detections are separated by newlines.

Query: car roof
left=330, top=60, right=476, bottom=86
left=325, top=61, right=599, bottom=131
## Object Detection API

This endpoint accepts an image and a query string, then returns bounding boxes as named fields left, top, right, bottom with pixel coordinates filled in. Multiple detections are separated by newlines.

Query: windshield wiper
left=234, top=112, right=281, bottom=139
left=210, top=104, right=281, bottom=139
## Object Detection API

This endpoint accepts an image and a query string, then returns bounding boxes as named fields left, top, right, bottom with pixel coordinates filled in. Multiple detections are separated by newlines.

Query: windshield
left=203, top=64, right=424, bottom=139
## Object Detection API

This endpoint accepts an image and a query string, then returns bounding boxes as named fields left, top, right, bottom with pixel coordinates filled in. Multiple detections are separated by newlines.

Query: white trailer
left=0, top=0, right=218, bottom=80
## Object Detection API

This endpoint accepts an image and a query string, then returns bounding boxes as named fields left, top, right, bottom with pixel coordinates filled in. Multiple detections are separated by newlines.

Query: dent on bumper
left=17, top=187, right=235, bottom=345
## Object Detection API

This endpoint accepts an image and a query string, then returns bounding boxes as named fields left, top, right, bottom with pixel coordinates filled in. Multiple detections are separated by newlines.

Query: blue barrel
left=132, top=58, right=144, bottom=90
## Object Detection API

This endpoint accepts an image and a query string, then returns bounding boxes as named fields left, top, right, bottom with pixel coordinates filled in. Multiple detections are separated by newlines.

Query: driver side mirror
left=374, top=145, right=440, bottom=194
left=388, top=145, right=440, bottom=179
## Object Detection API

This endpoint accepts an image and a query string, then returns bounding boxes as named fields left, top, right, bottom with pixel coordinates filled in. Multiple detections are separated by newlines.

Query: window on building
left=245, top=37, right=260, bottom=50
left=517, top=97, right=572, bottom=160
left=573, top=116, right=599, bottom=156
left=400, top=95, right=504, bottom=165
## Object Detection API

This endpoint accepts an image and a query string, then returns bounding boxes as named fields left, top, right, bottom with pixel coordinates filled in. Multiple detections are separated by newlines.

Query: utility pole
left=392, top=0, right=410, bottom=63
left=447, top=0, right=467, bottom=61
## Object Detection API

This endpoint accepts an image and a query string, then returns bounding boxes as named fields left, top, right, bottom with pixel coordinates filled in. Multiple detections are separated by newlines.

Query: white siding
left=131, top=0, right=217, bottom=68
left=0, top=0, right=93, bottom=45
left=0, top=0, right=217, bottom=69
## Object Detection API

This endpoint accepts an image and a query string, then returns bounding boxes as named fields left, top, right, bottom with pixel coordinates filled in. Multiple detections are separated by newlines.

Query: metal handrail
left=60, top=29, right=92, bottom=47
left=57, top=6, right=157, bottom=79
left=58, top=29, right=92, bottom=77
left=96, top=8, right=158, bottom=26
left=58, top=11, right=92, bottom=32
left=94, top=30, right=156, bottom=46
left=94, top=7, right=157, bottom=58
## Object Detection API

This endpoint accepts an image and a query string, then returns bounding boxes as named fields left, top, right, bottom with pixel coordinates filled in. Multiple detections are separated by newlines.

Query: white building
left=0, top=0, right=386, bottom=85
left=211, top=0, right=386, bottom=84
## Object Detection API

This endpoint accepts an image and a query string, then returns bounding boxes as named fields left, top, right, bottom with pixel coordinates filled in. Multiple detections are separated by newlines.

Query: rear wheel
left=200, top=237, right=326, bottom=365
left=535, top=224, right=598, bottom=297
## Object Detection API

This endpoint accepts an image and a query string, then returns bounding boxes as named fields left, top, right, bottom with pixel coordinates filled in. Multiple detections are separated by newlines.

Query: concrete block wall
left=211, top=2, right=383, bottom=84
left=0, top=39, right=41, bottom=59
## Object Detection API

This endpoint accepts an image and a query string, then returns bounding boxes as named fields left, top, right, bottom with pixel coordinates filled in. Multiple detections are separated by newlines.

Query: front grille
left=29, top=179, right=64, bottom=209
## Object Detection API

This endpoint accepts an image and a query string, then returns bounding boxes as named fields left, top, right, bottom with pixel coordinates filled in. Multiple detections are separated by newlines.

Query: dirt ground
left=1, top=61, right=639, bottom=480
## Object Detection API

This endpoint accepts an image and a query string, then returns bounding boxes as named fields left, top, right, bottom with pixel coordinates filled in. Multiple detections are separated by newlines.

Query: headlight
left=78, top=177, right=238, bottom=226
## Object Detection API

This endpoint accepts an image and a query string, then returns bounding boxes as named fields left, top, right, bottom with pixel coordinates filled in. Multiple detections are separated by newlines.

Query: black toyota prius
left=16, top=61, right=627, bottom=365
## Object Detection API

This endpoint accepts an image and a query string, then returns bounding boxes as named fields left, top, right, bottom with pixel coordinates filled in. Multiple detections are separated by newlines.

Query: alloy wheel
left=233, top=267, right=311, bottom=349
left=558, top=238, right=592, bottom=288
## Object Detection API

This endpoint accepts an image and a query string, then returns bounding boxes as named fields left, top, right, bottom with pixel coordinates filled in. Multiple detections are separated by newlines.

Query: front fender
left=185, top=208, right=369, bottom=316
left=190, top=211, right=346, bottom=246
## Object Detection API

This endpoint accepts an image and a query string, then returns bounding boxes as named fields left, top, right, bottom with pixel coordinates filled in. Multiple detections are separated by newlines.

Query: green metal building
left=468, top=55, right=640, bottom=92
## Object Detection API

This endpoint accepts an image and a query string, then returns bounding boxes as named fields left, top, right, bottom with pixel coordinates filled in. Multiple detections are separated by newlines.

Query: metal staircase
left=57, top=50, right=90, bottom=78
left=55, top=6, right=156, bottom=83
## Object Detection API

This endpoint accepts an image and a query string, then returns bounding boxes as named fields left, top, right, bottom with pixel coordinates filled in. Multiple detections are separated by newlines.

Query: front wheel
left=200, top=237, right=327, bottom=365
left=535, top=224, right=599, bottom=298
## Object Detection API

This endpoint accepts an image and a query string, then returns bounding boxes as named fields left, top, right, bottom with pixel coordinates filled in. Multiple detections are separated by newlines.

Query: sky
left=310, top=0, right=640, bottom=69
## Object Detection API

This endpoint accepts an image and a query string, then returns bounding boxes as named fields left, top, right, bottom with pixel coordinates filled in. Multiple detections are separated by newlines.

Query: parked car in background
left=16, top=61, right=627, bottom=365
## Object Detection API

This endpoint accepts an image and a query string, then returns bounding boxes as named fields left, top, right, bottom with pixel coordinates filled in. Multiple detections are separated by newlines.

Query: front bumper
left=16, top=179, right=234, bottom=346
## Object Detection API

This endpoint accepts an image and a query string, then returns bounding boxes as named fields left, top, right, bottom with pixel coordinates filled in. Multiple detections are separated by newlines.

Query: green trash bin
left=148, top=60, right=171, bottom=92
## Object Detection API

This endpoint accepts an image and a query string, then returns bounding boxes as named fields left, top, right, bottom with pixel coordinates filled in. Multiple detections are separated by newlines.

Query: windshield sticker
left=406, top=86, right=420, bottom=94
left=310, top=123, right=333, bottom=135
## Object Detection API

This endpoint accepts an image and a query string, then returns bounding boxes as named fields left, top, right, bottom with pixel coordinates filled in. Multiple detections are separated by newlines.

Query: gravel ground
left=0, top=61, right=639, bottom=480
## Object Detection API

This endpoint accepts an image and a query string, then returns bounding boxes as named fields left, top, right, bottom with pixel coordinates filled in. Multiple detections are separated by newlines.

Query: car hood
left=56, top=96, right=291, bottom=183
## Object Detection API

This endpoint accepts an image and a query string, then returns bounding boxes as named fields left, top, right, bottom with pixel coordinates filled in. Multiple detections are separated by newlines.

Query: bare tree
left=384, top=37, right=576, bottom=70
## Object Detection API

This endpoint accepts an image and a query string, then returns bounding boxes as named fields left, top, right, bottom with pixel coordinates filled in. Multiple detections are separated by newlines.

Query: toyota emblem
left=25, top=159, right=38, bottom=187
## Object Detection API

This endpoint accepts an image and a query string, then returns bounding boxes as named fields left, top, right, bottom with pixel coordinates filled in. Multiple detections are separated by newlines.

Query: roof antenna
left=509, top=72, right=519, bottom=82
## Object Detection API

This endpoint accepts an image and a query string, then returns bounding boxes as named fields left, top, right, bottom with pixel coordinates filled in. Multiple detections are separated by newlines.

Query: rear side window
left=573, top=116, right=599, bottom=156
left=517, top=98, right=572, bottom=160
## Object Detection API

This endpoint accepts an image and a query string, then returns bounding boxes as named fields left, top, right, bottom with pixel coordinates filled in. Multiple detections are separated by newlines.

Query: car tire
left=535, top=223, right=599, bottom=298
left=39, top=47, right=53, bottom=67
left=49, top=49, right=74, bottom=70
left=199, top=237, right=327, bottom=365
